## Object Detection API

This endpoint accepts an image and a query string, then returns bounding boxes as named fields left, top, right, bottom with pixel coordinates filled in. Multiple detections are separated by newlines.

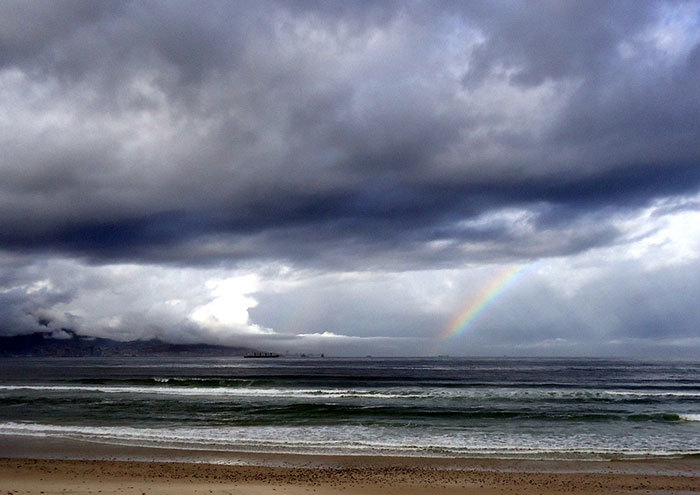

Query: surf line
left=436, top=263, right=535, bottom=350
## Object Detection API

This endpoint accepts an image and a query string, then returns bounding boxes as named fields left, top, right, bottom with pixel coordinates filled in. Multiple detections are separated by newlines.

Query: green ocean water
left=0, top=357, right=698, bottom=459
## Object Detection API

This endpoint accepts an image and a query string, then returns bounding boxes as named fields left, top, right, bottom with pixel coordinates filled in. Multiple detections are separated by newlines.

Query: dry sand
left=1, top=457, right=699, bottom=495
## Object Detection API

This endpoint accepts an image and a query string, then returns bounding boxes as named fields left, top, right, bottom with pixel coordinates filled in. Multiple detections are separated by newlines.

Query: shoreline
left=2, top=434, right=699, bottom=475
left=3, top=435, right=699, bottom=494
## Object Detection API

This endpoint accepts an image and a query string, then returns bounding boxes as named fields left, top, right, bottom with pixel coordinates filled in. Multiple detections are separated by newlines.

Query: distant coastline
left=0, top=331, right=257, bottom=357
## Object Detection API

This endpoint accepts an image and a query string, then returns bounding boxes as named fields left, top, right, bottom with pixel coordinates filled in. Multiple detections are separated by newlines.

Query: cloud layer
left=1, top=1, right=699, bottom=355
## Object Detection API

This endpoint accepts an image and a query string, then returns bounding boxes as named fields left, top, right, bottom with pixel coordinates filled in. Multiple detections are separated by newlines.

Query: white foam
left=0, top=384, right=428, bottom=399
left=605, top=390, right=700, bottom=398
left=0, top=421, right=698, bottom=459
left=1, top=384, right=698, bottom=402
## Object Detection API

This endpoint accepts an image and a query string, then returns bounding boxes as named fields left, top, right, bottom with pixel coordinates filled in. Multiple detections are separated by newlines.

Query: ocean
left=0, top=357, right=698, bottom=460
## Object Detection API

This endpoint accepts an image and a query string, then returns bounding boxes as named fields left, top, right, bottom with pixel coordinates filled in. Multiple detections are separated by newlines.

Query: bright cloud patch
left=189, top=275, right=270, bottom=334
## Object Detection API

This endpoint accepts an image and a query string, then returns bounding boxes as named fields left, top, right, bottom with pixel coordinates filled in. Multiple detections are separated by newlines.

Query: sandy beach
left=2, top=455, right=699, bottom=495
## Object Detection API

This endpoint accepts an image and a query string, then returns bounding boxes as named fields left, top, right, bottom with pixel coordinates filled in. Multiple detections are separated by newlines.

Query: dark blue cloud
left=0, top=0, right=697, bottom=269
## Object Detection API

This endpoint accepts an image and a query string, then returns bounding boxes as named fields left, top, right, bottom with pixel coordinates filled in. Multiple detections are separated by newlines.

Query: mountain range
left=0, top=330, right=255, bottom=357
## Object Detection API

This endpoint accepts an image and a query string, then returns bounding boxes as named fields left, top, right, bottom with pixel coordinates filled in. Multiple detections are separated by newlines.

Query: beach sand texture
left=2, top=458, right=699, bottom=495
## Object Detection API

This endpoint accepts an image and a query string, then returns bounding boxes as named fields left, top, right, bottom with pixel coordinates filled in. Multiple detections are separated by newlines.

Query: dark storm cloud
left=1, top=0, right=699, bottom=268
left=0, top=181, right=627, bottom=268
left=459, top=0, right=653, bottom=87
left=0, top=1, right=117, bottom=68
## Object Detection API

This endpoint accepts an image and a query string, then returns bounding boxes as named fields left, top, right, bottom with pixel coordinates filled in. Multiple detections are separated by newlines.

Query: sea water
left=0, top=357, right=698, bottom=459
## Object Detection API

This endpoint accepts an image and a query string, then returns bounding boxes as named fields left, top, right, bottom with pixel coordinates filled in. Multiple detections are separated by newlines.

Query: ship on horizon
left=243, top=351, right=280, bottom=358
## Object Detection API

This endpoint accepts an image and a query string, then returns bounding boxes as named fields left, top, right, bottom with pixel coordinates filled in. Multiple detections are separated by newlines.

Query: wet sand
left=2, top=456, right=699, bottom=495
left=1, top=435, right=699, bottom=494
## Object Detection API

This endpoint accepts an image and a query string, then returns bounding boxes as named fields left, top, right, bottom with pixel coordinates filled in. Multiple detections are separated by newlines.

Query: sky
left=1, top=0, right=700, bottom=357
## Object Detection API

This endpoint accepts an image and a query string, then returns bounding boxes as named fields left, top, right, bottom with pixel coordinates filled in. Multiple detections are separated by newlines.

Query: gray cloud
left=0, top=1, right=697, bottom=268
left=461, top=1, right=653, bottom=87
left=0, top=1, right=699, bottom=354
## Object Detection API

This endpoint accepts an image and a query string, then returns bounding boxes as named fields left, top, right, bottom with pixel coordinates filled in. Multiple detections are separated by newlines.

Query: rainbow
left=439, top=263, right=532, bottom=341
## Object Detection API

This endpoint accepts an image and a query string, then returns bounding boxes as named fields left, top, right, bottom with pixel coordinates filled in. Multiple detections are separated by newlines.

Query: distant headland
left=0, top=330, right=256, bottom=357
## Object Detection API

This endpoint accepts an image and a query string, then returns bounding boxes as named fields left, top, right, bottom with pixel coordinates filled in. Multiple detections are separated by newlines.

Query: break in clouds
left=1, top=0, right=699, bottom=356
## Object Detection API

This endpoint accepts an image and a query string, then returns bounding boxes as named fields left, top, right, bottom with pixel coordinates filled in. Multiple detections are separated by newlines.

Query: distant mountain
left=0, top=330, right=256, bottom=357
